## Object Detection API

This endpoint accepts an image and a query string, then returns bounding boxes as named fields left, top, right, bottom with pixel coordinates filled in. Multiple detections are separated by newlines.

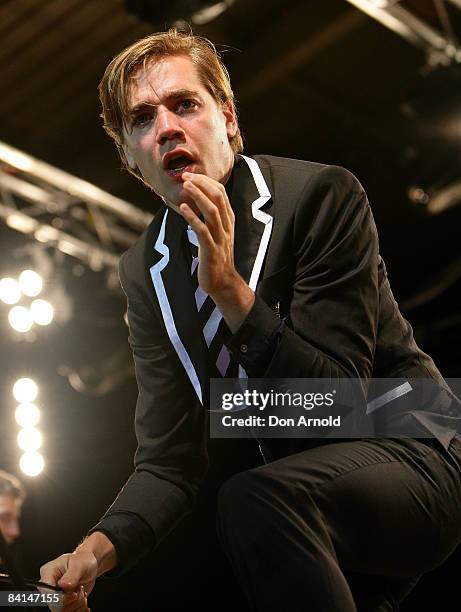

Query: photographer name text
left=221, top=415, right=342, bottom=428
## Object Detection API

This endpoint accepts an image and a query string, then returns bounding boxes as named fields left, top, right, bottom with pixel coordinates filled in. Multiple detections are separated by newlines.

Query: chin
left=162, top=192, right=195, bottom=215
left=175, top=191, right=200, bottom=213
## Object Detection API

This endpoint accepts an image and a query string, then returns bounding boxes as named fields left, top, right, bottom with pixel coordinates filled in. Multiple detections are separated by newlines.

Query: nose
left=156, top=107, right=185, bottom=146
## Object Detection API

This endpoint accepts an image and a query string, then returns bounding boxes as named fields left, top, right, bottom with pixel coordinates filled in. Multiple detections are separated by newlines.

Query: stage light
left=18, top=270, right=43, bottom=297
left=17, top=427, right=42, bottom=452
left=15, top=403, right=40, bottom=428
left=0, top=277, right=21, bottom=304
left=13, top=378, right=38, bottom=403
left=19, top=451, right=44, bottom=477
left=8, top=305, right=33, bottom=332
left=30, top=299, right=54, bottom=325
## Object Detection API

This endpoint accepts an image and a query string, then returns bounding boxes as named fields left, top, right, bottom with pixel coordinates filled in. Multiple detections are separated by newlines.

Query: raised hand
left=178, top=172, right=255, bottom=332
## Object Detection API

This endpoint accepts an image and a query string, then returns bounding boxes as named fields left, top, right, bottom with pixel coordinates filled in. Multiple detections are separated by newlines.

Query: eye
left=132, top=110, right=155, bottom=127
left=177, top=99, right=197, bottom=113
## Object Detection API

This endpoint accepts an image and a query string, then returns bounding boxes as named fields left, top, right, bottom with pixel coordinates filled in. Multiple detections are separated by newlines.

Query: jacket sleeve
left=90, top=249, right=208, bottom=570
left=226, top=165, right=379, bottom=380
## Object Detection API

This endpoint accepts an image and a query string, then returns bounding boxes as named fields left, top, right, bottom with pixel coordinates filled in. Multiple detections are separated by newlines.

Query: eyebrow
left=128, top=89, right=201, bottom=116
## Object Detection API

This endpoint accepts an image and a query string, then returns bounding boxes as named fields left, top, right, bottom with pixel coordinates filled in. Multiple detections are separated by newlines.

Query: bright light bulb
left=17, top=427, right=42, bottom=452
left=8, top=306, right=33, bottom=332
left=0, top=278, right=21, bottom=304
left=30, top=299, right=54, bottom=325
left=18, top=270, right=43, bottom=297
left=15, top=403, right=40, bottom=427
left=13, top=378, right=38, bottom=403
left=19, top=452, right=44, bottom=477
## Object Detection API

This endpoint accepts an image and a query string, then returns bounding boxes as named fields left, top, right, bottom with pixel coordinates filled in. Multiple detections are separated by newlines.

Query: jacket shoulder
left=254, top=154, right=328, bottom=175
left=253, top=154, right=365, bottom=199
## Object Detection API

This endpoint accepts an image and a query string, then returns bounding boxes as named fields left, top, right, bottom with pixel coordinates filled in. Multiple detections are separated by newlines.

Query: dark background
left=1, top=0, right=460, bottom=609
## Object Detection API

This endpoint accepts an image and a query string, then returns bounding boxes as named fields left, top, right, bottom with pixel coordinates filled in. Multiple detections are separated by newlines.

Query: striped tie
left=187, top=226, right=236, bottom=377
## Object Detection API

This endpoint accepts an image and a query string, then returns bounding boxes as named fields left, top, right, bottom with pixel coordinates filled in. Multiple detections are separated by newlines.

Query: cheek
left=136, top=151, right=159, bottom=177
left=132, top=134, right=156, bottom=160
left=206, top=114, right=226, bottom=140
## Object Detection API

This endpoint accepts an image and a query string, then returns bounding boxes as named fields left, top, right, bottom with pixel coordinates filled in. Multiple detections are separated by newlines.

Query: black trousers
left=216, top=436, right=461, bottom=611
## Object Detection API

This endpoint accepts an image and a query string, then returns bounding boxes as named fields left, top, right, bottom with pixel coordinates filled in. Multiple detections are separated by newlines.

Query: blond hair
left=99, top=29, right=243, bottom=181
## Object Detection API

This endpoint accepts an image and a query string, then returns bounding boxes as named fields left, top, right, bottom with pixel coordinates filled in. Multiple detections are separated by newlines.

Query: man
left=0, top=470, right=25, bottom=552
left=41, top=30, right=461, bottom=611
left=0, top=471, right=26, bottom=612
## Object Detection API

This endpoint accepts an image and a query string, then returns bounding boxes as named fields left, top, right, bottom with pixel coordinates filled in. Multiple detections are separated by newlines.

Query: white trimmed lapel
left=239, top=155, right=273, bottom=292
left=149, top=208, right=209, bottom=404
left=231, top=155, right=273, bottom=379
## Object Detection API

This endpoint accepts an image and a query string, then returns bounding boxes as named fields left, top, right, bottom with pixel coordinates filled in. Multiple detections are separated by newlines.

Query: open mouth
left=164, top=152, right=194, bottom=177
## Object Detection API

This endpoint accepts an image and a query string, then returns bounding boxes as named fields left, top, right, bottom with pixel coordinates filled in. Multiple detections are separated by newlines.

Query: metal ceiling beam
left=345, top=0, right=461, bottom=63
left=0, top=140, right=152, bottom=271
left=0, top=141, right=152, bottom=228
left=0, top=202, right=120, bottom=270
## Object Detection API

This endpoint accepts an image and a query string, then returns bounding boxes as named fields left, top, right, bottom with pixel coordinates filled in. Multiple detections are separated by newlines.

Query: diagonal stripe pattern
left=187, top=226, right=236, bottom=377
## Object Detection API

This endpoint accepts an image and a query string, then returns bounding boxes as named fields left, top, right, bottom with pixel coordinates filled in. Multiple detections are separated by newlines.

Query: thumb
left=56, top=555, right=83, bottom=592
left=57, top=551, right=97, bottom=592
left=40, top=553, right=72, bottom=588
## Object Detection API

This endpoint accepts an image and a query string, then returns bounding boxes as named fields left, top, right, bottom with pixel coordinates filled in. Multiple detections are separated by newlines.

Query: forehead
left=128, top=55, right=208, bottom=106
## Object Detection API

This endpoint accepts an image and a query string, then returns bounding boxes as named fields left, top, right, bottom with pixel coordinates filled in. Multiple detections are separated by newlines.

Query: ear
left=222, top=100, right=238, bottom=139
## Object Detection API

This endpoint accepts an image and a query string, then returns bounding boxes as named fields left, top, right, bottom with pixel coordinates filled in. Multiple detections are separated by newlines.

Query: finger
left=182, top=172, right=232, bottom=231
left=182, top=173, right=233, bottom=233
left=40, top=554, right=70, bottom=587
left=57, top=556, right=88, bottom=592
left=179, top=203, right=213, bottom=248
left=54, top=586, right=86, bottom=612
left=65, top=586, right=89, bottom=612
left=194, top=173, right=234, bottom=232
left=182, top=172, right=228, bottom=208
left=182, top=180, right=225, bottom=240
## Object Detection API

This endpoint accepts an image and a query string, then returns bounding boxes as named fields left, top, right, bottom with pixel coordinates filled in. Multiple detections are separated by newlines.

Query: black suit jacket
left=93, top=154, right=460, bottom=556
